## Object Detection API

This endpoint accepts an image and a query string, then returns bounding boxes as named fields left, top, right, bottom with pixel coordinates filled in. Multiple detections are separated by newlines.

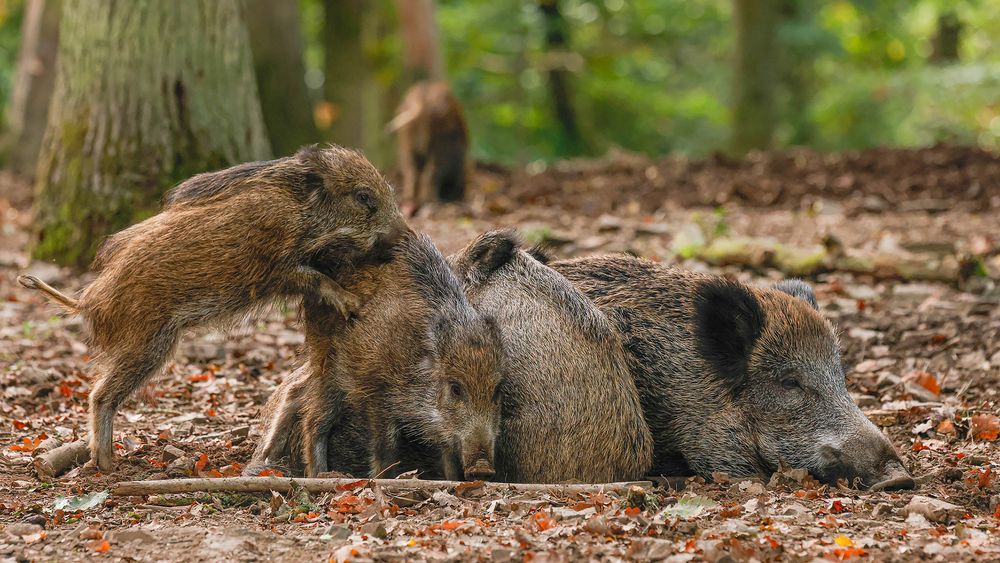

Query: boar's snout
left=464, top=458, right=495, bottom=481
left=816, top=421, right=914, bottom=490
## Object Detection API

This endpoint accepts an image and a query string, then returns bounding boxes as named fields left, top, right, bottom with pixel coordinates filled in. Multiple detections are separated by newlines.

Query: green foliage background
left=2, top=0, right=998, bottom=165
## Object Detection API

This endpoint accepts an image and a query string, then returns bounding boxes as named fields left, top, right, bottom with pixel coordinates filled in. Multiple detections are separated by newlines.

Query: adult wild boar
left=386, top=80, right=468, bottom=217
left=551, top=256, right=913, bottom=490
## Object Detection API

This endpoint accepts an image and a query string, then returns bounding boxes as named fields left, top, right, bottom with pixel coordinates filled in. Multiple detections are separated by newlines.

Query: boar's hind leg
left=287, top=266, right=361, bottom=319
left=88, top=326, right=179, bottom=472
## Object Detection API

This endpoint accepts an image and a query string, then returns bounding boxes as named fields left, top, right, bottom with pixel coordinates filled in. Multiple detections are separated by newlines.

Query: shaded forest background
left=1, top=0, right=999, bottom=171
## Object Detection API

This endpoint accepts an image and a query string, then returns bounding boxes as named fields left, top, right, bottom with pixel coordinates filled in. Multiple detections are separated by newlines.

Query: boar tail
left=16, top=275, right=79, bottom=313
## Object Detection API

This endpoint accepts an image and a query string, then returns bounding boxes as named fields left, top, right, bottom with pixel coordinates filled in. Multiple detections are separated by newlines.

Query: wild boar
left=551, top=255, right=913, bottom=489
left=17, top=145, right=409, bottom=472
left=386, top=80, right=468, bottom=217
left=257, top=232, right=503, bottom=480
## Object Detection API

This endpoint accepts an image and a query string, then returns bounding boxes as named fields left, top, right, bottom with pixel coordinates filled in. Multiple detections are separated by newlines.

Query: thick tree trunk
left=394, top=0, right=443, bottom=82
left=3, top=0, right=60, bottom=179
left=324, top=0, right=366, bottom=148
left=33, top=0, right=270, bottom=269
left=244, top=0, right=319, bottom=157
left=538, top=0, right=582, bottom=154
left=731, top=0, right=780, bottom=154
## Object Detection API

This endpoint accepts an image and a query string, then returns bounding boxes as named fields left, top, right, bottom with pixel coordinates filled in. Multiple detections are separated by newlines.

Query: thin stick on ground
left=112, top=476, right=652, bottom=497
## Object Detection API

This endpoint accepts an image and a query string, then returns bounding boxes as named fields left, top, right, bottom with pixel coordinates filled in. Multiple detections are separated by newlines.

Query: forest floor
left=1, top=145, right=999, bottom=562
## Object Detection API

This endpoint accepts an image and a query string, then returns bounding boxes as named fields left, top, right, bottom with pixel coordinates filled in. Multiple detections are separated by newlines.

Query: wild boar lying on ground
left=18, top=145, right=409, bottom=472
left=249, top=230, right=653, bottom=483
left=252, top=232, right=503, bottom=480
left=551, top=256, right=914, bottom=490
left=386, top=80, right=468, bottom=217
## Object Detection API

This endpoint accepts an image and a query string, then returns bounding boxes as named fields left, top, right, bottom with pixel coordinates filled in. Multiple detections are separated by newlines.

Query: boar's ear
left=773, top=279, right=818, bottom=310
left=694, top=279, right=765, bottom=389
left=294, top=144, right=327, bottom=193
left=525, top=243, right=553, bottom=264
left=459, top=230, right=521, bottom=285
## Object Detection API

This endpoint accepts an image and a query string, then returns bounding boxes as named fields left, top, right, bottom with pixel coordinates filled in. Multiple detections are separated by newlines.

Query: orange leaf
left=440, top=520, right=463, bottom=530
left=971, top=414, right=999, bottom=441
left=935, top=419, right=955, bottom=435
left=335, top=479, right=368, bottom=492
left=910, top=372, right=940, bottom=395
left=911, top=440, right=929, bottom=452
left=12, top=419, right=30, bottom=430
left=258, top=468, right=284, bottom=477
left=90, top=540, right=111, bottom=552
left=189, top=373, right=211, bottom=382
left=204, top=408, right=217, bottom=417
left=532, top=511, right=555, bottom=531
left=206, top=469, right=223, bottom=478
left=194, top=453, right=209, bottom=472
left=830, top=500, right=848, bottom=514
left=828, top=547, right=866, bottom=560
left=623, top=506, right=641, bottom=517
left=834, top=535, right=854, bottom=547
left=220, top=463, right=242, bottom=477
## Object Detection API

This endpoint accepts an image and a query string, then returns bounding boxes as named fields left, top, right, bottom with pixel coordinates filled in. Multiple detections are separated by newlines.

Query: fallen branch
left=34, top=439, right=89, bottom=479
left=112, top=477, right=652, bottom=497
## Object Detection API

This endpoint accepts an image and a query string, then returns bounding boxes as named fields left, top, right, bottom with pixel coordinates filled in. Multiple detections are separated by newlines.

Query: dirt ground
left=1, top=145, right=999, bottom=562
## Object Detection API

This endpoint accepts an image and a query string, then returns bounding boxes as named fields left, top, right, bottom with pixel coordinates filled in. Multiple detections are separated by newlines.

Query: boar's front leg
left=286, top=266, right=361, bottom=319
left=370, top=417, right=403, bottom=479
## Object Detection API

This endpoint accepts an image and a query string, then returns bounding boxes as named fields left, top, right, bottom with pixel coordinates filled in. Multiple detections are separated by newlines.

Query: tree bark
left=244, top=0, right=319, bottom=157
left=3, top=0, right=60, bottom=179
left=394, top=0, right=443, bottom=82
left=324, top=0, right=366, bottom=148
left=538, top=0, right=583, bottom=153
left=32, top=0, right=270, bottom=269
left=731, top=0, right=780, bottom=154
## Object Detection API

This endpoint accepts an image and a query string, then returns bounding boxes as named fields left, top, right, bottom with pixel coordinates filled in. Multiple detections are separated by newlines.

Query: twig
left=34, top=439, right=89, bottom=479
left=112, top=477, right=652, bottom=497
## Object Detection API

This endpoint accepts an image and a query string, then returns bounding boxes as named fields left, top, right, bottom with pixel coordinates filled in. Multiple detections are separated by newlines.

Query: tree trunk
left=33, top=0, right=270, bottom=269
left=779, top=0, right=816, bottom=146
left=930, top=12, right=961, bottom=64
left=244, top=0, right=319, bottom=157
left=538, top=0, right=583, bottom=154
left=324, top=0, right=366, bottom=148
left=3, top=0, right=60, bottom=179
left=394, top=0, right=443, bottom=82
left=731, top=0, right=780, bottom=154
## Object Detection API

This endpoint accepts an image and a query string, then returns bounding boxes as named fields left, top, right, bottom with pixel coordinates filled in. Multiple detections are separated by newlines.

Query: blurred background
left=1, top=0, right=999, bottom=268
left=2, top=0, right=1000, bottom=170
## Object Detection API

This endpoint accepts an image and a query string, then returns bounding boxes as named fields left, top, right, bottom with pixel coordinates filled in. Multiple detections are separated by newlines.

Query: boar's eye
left=353, top=188, right=376, bottom=212
left=780, top=375, right=803, bottom=391
left=448, top=380, right=464, bottom=400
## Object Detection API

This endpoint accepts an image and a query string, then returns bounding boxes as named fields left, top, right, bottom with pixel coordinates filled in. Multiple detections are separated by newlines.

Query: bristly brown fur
left=19, top=145, right=410, bottom=473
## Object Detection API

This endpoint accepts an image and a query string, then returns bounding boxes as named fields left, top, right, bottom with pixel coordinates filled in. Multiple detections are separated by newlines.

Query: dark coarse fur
left=551, top=255, right=910, bottom=488
left=448, top=230, right=653, bottom=483
left=255, top=232, right=503, bottom=480
left=388, top=81, right=468, bottom=217
left=17, top=145, right=409, bottom=473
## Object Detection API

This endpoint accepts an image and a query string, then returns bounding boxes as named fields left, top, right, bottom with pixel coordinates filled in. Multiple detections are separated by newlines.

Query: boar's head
left=692, top=278, right=912, bottom=490
left=298, top=145, right=411, bottom=267
left=422, top=314, right=503, bottom=481
left=403, top=232, right=503, bottom=481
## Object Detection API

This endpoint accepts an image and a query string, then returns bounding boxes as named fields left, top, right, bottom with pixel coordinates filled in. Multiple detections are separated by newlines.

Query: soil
left=1, top=145, right=998, bottom=562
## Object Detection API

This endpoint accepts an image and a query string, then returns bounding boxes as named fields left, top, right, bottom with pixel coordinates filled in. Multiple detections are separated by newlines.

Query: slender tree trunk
left=244, top=0, right=319, bottom=156
left=394, top=0, right=443, bottom=82
left=779, top=0, right=816, bottom=146
left=538, top=0, right=582, bottom=153
left=731, top=0, right=780, bottom=154
left=33, top=0, right=270, bottom=269
left=930, top=12, right=961, bottom=64
left=3, top=0, right=60, bottom=178
left=324, top=0, right=366, bottom=148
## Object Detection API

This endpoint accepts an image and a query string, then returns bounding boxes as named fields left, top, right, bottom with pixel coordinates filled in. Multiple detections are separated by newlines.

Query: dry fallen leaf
left=970, top=414, right=999, bottom=441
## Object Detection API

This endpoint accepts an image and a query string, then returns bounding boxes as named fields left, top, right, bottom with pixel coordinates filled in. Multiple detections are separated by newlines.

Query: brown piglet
left=18, top=145, right=409, bottom=472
